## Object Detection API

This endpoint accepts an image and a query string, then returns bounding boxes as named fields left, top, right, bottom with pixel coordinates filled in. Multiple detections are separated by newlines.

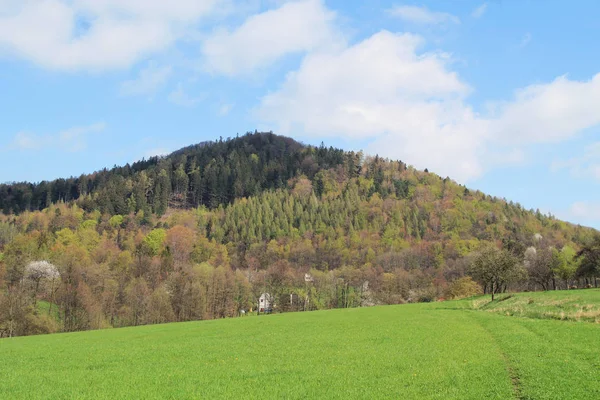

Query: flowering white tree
left=25, top=261, right=60, bottom=281
left=25, top=261, right=60, bottom=308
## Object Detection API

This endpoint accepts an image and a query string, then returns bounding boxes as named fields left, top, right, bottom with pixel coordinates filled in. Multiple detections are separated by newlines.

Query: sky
left=0, top=0, right=599, bottom=228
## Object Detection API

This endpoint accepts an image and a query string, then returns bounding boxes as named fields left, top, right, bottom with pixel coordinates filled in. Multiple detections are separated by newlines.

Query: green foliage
left=0, top=132, right=350, bottom=215
left=142, top=229, right=167, bottom=257
left=576, top=235, right=600, bottom=279
left=554, top=245, right=580, bottom=284
left=469, top=245, right=525, bottom=300
left=0, top=133, right=597, bottom=339
left=55, top=228, right=78, bottom=246
left=446, top=277, right=483, bottom=299
left=80, top=219, right=98, bottom=230
left=108, top=215, right=124, bottom=229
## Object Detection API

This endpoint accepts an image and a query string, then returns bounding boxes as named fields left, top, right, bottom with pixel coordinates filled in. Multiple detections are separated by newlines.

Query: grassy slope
left=1, top=291, right=599, bottom=400
left=36, top=301, right=61, bottom=322
left=470, top=289, right=600, bottom=323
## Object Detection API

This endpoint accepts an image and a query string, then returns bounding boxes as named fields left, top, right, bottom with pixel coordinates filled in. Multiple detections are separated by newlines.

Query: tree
left=154, top=169, right=171, bottom=216
left=576, top=236, right=600, bottom=287
left=173, top=165, right=189, bottom=196
left=125, top=278, right=150, bottom=326
left=147, top=285, right=175, bottom=324
left=165, top=226, right=196, bottom=268
left=0, top=132, right=598, bottom=338
left=554, top=246, right=579, bottom=288
left=24, top=261, right=60, bottom=307
left=525, top=247, right=558, bottom=291
left=469, top=245, right=524, bottom=300
left=141, top=229, right=167, bottom=257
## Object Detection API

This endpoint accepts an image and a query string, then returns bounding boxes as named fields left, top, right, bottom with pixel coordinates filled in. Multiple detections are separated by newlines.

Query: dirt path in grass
left=463, top=307, right=600, bottom=400
left=464, top=312, right=524, bottom=400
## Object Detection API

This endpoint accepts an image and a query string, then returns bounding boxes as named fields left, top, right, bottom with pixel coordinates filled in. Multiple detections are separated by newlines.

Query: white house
left=258, top=293, right=273, bottom=313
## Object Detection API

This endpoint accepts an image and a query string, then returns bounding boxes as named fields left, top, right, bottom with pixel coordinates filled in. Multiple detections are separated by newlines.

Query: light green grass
left=36, top=300, right=61, bottom=322
left=469, top=288, right=600, bottom=323
left=1, top=290, right=599, bottom=399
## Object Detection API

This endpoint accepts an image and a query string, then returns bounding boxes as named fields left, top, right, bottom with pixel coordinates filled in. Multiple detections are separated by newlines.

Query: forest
left=0, top=132, right=599, bottom=337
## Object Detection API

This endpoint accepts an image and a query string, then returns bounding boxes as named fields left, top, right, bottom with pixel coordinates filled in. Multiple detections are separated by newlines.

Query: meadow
left=1, top=290, right=599, bottom=399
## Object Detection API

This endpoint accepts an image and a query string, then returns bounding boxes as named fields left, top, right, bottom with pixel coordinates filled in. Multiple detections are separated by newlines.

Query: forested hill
left=0, top=132, right=356, bottom=216
left=1, top=132, right=598, bottom=337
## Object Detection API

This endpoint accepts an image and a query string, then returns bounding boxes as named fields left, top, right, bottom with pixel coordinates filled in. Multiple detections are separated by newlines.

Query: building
left=258, top=293, right=273, bottom=313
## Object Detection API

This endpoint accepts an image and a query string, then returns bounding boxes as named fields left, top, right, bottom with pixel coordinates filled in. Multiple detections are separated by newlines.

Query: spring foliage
left=0, top=133, right=598, bottom=337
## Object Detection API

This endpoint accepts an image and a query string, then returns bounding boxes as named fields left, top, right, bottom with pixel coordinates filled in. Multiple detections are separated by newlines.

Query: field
left=1, top=290, right=599, bottom=399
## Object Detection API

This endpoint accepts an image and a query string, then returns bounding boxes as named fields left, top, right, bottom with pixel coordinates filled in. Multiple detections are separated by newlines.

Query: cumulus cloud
left=4, top=1, right=599, bottom=187
left=0, top=0, right=221, bottom=70
left=120, top=61, right=172, bottom=97
left=12, top=122, right=106, bottom=152
left=389, top=5, right=459, bottom=25
left=257, top=31, right=484, bottom=181
left=489, top=74, right=600, bottom=144
left=256, top=29, right=600, bottom=182
left=201, top=0, right=343, bottom=76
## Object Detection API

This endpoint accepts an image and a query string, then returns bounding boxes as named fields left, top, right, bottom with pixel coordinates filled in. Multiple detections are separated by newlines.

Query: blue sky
left=0, top=0, right=599, bottom=228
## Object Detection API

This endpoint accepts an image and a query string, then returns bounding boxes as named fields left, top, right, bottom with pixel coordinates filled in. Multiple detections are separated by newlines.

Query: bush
left=446, top=277, right=482, bottom=300
left=409, top=287, right=438, bottom=303
left=24, top=313, right=60, bottom=336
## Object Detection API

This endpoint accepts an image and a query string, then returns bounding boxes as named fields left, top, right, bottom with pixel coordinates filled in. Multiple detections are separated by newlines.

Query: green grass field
left=1, top=290, right=599, bottom=399
left=470, top=289, right=600, bottom=323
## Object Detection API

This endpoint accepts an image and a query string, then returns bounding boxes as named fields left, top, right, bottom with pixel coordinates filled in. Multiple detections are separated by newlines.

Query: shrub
left=446, top=277, right=483, bottom=300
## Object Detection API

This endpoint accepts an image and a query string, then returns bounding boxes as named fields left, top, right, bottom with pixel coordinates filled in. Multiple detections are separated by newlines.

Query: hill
left=0, top=132, right=353, bottom=215
left=0, top=132, right=598, bottom=337
left=1, top=290, right=599, bottom=399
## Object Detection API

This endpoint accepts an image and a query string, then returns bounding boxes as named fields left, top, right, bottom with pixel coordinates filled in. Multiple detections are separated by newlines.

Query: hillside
left=1, top=291, right=599, bottom=399
left=0, top=132, right=599, bottom=338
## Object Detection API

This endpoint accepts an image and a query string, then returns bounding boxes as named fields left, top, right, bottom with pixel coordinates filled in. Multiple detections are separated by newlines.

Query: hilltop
left=0, top=132, right=598, bottom=337
left=0, top=132, right=351, bottom=215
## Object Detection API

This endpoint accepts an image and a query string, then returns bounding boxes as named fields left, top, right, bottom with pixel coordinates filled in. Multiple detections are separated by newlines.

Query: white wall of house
left=259, top=293, right=272, bottom=311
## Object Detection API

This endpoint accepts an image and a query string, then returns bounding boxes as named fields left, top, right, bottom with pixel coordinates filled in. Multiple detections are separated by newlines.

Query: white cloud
left=389, top=5, right=459, bottom=25
left=168, top=83, right=206, bottom=107
left=552, top=142, right=600, bottom=181
left=201, top=0, right=343, bottom=76
left=570, top=202, right=600, bottom=221
left=256, top=30, right=600, bottom=183
left=0, top=0, right=222, bottom=70
left=120, top=62, right=172, bottom=97
left=489, top=74, right=600, bottom=144
left=12, top=122, right=106, bottom=152
left=471, top=3, right=487, bottom=18
left=257, top=30, right=486, bottom=181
